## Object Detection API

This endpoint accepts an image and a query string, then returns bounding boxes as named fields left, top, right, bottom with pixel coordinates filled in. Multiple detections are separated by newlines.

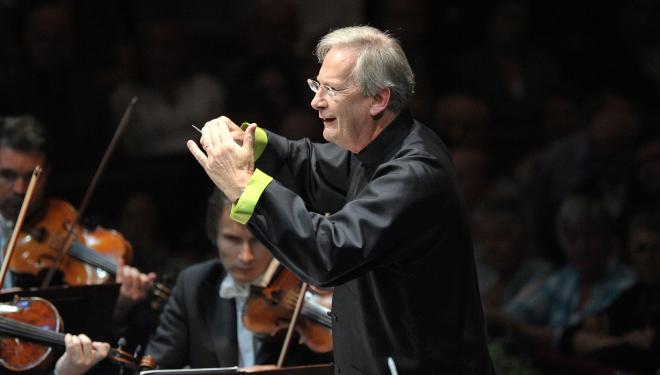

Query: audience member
left=530, top=93, right=641, bottom=262
left=472, top=190, right=552, bottom=332
left=490, top=195, right=635, bottom=349
left=559, top=209, right=660, bottom=373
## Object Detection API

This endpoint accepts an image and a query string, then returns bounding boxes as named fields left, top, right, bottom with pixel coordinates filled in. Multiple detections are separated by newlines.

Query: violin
left=242, top=265, right=333, bottom=353
left=0, top=296, right=155, bottom=374
left=8, top=199, right=171, bottom=299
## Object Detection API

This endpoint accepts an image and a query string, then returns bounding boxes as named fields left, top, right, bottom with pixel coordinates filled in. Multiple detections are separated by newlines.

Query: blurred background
left=1, top=1, right=659, bottom=373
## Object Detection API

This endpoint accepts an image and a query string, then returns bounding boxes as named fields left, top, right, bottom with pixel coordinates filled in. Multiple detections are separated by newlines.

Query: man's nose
left=238, top=244, right=255, bottom=263
left=12, top=175, right=29, bottom=194
left=311, top=91, right=326, bottom=110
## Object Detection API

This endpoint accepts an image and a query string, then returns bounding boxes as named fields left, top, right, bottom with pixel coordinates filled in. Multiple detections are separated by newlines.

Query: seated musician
left=145, top=189, right=332, bottom=370
left=0, top=116, right=155, bottom=346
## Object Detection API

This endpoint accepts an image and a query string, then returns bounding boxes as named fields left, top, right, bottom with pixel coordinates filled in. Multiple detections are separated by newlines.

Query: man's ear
left=370, top=87, right=391, bottom=117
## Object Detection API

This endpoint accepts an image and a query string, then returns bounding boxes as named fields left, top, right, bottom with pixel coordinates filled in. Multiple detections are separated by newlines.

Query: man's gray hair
left=0, top=115, right=47, bottom=154
left=314, top=25, right=415, bottom=113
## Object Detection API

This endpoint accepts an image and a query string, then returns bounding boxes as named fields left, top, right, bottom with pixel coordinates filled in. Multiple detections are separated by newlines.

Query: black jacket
left=247, top=111, right=494, bottom=374
left=145, top=259, right=330, bottom=369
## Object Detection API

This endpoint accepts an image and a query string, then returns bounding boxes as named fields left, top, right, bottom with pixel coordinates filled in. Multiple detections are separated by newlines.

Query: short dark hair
left=205, top=188, right=231, bottom=243
left=0, top=115, right=48, bottom=154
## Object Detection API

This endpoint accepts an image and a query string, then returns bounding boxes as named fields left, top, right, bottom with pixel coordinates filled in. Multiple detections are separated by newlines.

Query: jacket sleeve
left=144, top=271, right=190, bottom=368
left=255, top=129, right=350, bottom=214
left=247, top=152, right=448, bottom=287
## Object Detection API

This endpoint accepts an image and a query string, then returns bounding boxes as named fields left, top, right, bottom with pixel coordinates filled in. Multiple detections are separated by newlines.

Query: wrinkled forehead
left=318, top=47, right=358, bottom=83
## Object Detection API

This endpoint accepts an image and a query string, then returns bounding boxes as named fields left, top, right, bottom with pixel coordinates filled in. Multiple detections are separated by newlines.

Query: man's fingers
left=92, top=341, right=111, bottom=360
left=217, top=116, right=233, bottom=144
left=243, top=123, right=256, bottom=155
left=78, top=334, right=94, bottom=361
left=188, top=140, right=208, bottom=167
left=209, top=117, right=224, bottom=148
left=115, top=258, right=125, bottom=283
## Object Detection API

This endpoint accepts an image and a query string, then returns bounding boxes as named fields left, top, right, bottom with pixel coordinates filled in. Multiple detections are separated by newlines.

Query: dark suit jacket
left=145, top=259, right=331, bottom=369
left=249, top=111, right=494, bottom=374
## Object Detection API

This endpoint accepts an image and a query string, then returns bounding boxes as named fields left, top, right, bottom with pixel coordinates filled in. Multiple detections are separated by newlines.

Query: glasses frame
left=307, top=78, right=347, bottom=100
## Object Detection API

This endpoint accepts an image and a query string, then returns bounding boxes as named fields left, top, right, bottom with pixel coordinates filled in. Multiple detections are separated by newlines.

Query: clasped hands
left=187, top=116, right=257, bottom=202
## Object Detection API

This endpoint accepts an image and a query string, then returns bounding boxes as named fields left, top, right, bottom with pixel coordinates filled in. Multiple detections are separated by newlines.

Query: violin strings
left=0, top=316, right=64, bottom=346
left=68, top=241, right=118, bottom=274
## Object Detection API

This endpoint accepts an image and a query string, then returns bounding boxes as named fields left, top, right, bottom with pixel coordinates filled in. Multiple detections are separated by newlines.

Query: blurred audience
left=530, top=93, right=641, bottom=262
left=110, top=17, right=225, bottom=158
left=433, top=94, right=490, bottom=149
left=453, top=0, right=566, bottom=174
left=559, top=209, right=660, bottom=373
left=489, top=195, right=635, bottom=349
left=451, top=146, right=491, bottom=212
left=472, top=190, right=552, bottom=331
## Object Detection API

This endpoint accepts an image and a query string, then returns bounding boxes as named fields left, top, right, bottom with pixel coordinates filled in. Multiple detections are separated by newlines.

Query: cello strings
left=0, top=316, right=64, bottom=346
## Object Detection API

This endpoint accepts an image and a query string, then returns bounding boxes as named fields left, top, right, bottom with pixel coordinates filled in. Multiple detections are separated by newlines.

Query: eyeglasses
left=307, top=78, right=344, bottom=100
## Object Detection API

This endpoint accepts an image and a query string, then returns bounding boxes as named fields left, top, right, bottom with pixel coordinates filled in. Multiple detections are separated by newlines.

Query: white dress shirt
left=219, top=275, right=261, bottom=368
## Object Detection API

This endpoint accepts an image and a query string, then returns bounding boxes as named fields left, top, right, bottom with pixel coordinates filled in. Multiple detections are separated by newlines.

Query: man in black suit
left=145, top=190, right=331, bottom=369
left=189, top=25, right=493, bottom=374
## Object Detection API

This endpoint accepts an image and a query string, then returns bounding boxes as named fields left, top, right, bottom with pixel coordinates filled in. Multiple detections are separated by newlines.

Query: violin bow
left=41, top=96, right=138, bottom=288
left=276, top=213, right=332, bottom=367
left=276, top=280, right=309, bottom=368
left=0, top=166, right=43, bottom=289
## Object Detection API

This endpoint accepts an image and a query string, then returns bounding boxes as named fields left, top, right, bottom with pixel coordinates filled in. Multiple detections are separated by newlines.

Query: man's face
left=0, top=147, right=46, bottom=220
left=311, top=47, right=373, bottom=152
left=216, top=207, right=273, bottom=285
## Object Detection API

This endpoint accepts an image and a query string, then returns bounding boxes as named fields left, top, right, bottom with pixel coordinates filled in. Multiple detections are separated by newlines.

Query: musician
left=190, top=26, right=494, bottom=374
left=0, top=115, right=155, bottom=340
left=145, top=189, right=331, bottom=369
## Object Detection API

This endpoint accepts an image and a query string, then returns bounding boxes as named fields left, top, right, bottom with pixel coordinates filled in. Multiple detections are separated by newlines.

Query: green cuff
left=241, top=122, right=268, bottom=161
left=230, top=169, right=273, bottom=224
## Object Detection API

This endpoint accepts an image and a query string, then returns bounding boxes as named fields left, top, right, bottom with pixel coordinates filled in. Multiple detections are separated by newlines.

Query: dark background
left=0, top=0, right=658, bottom=283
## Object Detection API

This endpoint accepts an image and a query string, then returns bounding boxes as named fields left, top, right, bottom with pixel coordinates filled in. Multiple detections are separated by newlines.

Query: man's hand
left=54, top=334, right=109, bottom=375
left=114, top=258, right=156, bottom=320
left=187, top=116, right=256, bottom=202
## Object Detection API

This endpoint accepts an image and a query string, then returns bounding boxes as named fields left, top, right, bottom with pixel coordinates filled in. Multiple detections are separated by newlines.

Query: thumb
left=243, top=124, right=257, bottom=156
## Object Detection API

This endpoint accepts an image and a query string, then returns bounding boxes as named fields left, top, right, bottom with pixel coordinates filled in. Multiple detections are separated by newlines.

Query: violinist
left=0, top=115, right=155, bottom=343
left=145, top=189, right=331, bottom=370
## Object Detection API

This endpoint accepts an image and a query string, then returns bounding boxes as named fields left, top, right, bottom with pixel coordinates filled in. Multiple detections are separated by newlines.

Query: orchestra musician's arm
left=113, top=258, right=156, bottom=321
left=53, top=334, right=110, bottom=375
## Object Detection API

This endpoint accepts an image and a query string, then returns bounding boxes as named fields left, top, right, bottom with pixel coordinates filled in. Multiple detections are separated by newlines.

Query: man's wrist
left=234, top=188, right=245, bottom=204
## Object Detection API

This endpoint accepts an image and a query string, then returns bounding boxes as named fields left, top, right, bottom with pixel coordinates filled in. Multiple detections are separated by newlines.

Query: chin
left=322, top=128, right=336, bottom=142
